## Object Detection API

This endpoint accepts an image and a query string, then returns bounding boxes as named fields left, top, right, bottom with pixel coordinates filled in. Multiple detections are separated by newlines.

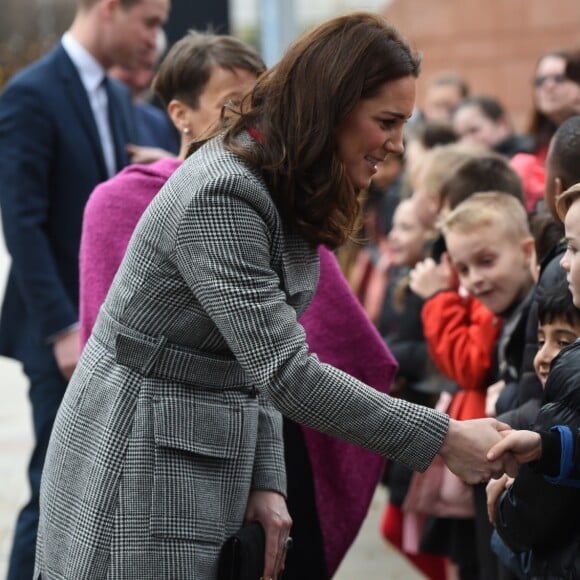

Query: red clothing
left=509, top=153, right=546, bottom=213
left=422, top=291, right=502, bottom=420
left=381, top=503, right=447, bottom=580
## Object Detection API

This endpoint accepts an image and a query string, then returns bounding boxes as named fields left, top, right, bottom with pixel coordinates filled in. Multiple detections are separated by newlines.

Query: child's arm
left=411, top=256, right=501, bottom=392
left=422, top=291, right=501, bottom=391
left=494, top=463, right=578, bottom=553
left=537, top=426, right=580, bottom=485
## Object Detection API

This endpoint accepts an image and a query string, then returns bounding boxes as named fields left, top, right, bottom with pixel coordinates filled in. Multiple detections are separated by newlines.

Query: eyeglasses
left=533, top=73, right=567, bottom=87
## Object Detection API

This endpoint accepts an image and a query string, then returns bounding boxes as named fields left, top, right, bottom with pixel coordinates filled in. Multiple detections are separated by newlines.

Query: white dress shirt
left=61, top=32, right=117, bottom=178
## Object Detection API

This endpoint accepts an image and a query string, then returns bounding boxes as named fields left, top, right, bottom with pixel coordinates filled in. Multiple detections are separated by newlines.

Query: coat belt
left=92, top=309, right=256, bottom=392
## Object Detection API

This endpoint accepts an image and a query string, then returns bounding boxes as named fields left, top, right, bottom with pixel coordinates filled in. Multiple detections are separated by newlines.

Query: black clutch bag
left=217, top=521, right=266, bottom=580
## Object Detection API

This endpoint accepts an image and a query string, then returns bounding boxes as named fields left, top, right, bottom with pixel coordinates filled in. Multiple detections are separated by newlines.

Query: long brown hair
left=222, top=13, right=420, bottom=248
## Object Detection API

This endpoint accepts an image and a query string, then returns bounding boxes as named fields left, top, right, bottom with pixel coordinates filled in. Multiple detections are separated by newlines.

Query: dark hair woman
left=36, top=12, right=508, bottom=580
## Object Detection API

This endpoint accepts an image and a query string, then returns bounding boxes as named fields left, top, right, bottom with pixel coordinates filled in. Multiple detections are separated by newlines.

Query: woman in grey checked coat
left=36, top=12, right=510, bottom=580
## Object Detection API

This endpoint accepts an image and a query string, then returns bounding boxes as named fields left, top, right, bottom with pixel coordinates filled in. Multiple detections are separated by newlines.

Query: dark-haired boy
left=501, top=115, right=580, bottom=430
left=488, top=281, right=580, bottom=579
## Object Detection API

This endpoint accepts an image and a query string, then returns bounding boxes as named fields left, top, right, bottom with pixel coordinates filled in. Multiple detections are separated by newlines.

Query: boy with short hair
left=486, top=280, right=580, bottom=579
left=500, top=115, right=580, bottom=430
left=442, top=191, right=535, bottom=319
left=441, top=191, right=536, bottom=579
left=486, top=182, right=580, bottom=485
left=487, top=182, right=580, bottom=575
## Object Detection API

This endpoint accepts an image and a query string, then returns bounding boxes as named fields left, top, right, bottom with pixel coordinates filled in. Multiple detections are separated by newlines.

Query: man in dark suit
left=0, top=0, right=170, bottom=577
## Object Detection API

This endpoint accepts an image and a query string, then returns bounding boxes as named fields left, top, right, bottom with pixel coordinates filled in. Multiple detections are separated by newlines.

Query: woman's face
left=336, top=76, right=416, bottom=190
left=534, top=55, right=579, bottom=124
left=186, top=66, right=258, bottom=138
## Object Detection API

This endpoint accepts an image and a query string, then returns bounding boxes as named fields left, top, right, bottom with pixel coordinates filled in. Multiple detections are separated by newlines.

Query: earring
left=183, top=127, right=191, bottom=135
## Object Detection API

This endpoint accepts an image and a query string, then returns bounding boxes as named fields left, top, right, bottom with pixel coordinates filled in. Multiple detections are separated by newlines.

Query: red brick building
left=381, top=0, right=580, bottom=131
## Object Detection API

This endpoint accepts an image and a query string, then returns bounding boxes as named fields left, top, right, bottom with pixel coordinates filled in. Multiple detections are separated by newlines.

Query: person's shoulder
left=168, top=136, right=281, bottom=227
left=538, top=243, right=567, bottom=286
left=135, top=101, right=168, bottom=123
left=542, top=340, right=580, bottom=412
left=85, top=162, right=170, bottom=216
left=3, top=44, right=61, bottom=93
left=179, top=135, right=265, bottom=192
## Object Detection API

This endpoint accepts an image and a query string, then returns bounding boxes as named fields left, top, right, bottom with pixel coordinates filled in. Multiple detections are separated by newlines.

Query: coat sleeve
left=174, top=183, right=449, bottom=476
left=422, top=291, right=501, bottom=391
left=0, top=80, right=77, bottom=338
left=251, top=392, right=285, bottom=493
left=537, top=426, right=580, bottom=485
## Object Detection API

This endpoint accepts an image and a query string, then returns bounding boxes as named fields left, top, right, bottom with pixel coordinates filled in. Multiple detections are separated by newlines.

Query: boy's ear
left=522, top=236, right=536, bottom=265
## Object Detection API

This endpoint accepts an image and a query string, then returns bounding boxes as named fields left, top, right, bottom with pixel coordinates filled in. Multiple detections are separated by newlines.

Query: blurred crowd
left=342, top=48, right=580, bottom=579
left=2, top=3, right=580, bottom=577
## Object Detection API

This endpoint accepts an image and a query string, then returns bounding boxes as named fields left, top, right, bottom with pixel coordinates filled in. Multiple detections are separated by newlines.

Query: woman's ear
left=167, top=99, right=189, bottom=134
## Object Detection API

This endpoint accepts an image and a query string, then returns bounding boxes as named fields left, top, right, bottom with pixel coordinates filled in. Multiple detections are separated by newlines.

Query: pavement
left=0, top=230, right=423, bottom=579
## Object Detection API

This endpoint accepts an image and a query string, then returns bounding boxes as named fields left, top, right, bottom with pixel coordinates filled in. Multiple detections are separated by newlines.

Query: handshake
left=438, top=418, right=538, bottom=484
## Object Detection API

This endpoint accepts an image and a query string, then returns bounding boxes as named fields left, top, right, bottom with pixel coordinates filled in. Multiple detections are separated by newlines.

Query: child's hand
left=409, top=255, right=456, bottom=299
left=485, top=380, right=506, bottom=418
left=486, top=474, right=513, bottom=525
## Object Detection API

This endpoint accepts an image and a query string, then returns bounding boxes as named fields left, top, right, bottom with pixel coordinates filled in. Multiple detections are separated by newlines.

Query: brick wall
left=382, top=0, right=580, bottom=131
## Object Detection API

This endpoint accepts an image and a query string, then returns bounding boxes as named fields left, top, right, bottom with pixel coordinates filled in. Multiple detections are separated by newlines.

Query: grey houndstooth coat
left=35, top=134, right=449, bottom=579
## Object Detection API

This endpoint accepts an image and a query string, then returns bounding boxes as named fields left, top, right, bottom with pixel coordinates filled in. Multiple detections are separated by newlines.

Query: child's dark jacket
left=495, top=341, right=580, bottom=578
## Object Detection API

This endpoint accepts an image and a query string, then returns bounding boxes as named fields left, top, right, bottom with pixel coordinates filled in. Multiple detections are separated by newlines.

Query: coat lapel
left=55, top=43, right=109, bottom=180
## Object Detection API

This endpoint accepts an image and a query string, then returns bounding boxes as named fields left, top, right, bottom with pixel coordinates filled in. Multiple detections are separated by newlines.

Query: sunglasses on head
left=533, top=73, right=567, bottom=87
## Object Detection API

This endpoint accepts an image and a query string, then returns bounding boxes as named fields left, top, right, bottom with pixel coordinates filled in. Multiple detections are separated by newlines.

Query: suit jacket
left=36, top=133, right=449, bottom=579
left=134, top=101, right=179, bottom=154
left=0, top=41, right=135, bottom=359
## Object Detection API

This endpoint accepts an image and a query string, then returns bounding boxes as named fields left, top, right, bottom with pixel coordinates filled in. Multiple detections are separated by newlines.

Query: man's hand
left=126, top=144, right=176, bottom=164
left=53, top=328, right=80, bottom=380
left=245, top=490, right=292, bottom=580
left=439, top=418, right=512, bottom=484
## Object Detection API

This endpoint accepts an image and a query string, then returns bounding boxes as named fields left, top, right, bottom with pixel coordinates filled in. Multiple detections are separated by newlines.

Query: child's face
left=561, top=199, right=580, bottom=307
left=388, top=199, right=427, bottom=267
left=453, top=105, right=508, bottom=150
left=445, top=223, right=534, bottom=315
left=534, top=318, right=579, bottom=387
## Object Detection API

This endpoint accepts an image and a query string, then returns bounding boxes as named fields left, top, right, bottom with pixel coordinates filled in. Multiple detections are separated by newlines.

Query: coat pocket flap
left=153, top=397, right=238, bottom=459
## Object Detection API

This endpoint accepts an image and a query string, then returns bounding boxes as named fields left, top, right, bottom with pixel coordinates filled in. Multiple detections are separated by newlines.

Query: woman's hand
left=439, top=418, right=512, bottom=484
left=485, top=474, right=513, bottom=525
left=244, top=490, right=292, bottom=579
left=52, top=327, right=80, bottom=380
